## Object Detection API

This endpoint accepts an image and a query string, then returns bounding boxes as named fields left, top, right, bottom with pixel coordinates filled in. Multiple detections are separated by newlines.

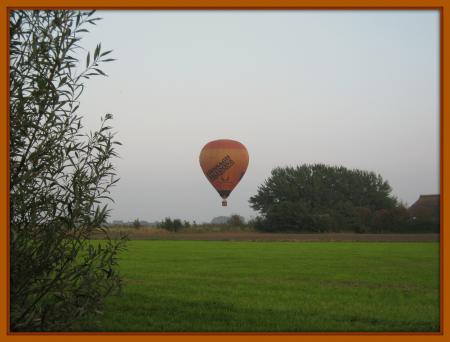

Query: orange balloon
left=199, top=139, right=249, bottom=206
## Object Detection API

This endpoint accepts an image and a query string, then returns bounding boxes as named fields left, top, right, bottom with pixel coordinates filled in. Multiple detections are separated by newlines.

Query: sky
left=78, top=10, right=440, bottom=223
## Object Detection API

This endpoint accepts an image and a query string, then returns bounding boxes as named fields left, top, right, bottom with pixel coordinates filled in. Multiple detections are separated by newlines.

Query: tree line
left=119, top=215, right=247, bottom=232
left=249, top=164, right=439, bottom=233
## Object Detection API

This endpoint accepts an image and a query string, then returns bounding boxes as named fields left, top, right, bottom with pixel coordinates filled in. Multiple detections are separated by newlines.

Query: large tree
left=10, top=10, right=125, bottom=331
left=249, top=164, right=400, bottom=232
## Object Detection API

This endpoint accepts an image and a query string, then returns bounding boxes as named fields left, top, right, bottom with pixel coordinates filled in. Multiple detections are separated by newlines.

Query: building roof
left=408, top=194, right=440, bottom=219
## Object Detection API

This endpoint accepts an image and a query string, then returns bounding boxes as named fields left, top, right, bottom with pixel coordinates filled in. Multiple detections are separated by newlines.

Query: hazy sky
left=78, top=10, right=439, bottom=223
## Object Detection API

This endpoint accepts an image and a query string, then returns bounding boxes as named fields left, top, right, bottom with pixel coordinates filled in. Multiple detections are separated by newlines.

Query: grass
left=78, top=241, right=439, bottom=332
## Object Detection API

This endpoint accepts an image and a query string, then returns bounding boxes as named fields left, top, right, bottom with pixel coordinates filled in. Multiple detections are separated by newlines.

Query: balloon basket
left=222, top=200, right=227, bottom=207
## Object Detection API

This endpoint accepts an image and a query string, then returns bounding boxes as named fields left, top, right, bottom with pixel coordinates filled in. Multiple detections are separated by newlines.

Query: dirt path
left=104, top=230, right=439, bottom=242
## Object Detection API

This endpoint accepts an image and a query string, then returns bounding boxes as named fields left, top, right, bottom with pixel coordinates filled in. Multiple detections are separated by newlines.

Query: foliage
left=158, top=217, right=172, bottom=230
left=132, top=219, right=141, bottom=229
left=158, top=217, right=183, bottom=232
left=172, top=219, right=182, bottom=230
left=10, top=10, right=124, bottom=331
left=248, top=164, right=419, bottom=233
left=406, top=218, right=440, bottom=233
left=227, top=214, right=246, bottom=227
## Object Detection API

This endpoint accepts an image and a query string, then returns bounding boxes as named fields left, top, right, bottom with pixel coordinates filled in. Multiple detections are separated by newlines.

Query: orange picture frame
left=1, top=1, right=448, bottom=341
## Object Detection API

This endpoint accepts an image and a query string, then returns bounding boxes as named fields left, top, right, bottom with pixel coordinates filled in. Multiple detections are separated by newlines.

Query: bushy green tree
left=227, top=214, right=245, bottom=227
left=172, top=219, right=182, bottom=231
left=159, top=217, right=182, bottom=231
left=159, top=217, right=173, bottom=230
left=371, top=205, right=411, bottom=233
left=249, top=164, right=401, bottom=232
left=133, top=218, right=141, bottom=229
left=10, top=10, right=125, bottom=331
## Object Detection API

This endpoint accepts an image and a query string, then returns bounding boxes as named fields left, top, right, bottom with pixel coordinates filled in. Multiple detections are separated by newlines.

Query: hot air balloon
left=199, top=139, right=249, bottom=206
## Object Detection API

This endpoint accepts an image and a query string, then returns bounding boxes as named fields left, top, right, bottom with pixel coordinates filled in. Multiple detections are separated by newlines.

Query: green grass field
left=79, top=240, right=439, bottom=332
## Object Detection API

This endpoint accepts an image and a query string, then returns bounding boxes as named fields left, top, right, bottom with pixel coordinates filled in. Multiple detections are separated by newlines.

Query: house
left=408, top=194, right=440, bottom=221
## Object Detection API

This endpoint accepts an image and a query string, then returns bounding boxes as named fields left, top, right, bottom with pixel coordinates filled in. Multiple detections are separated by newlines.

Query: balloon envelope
left=199, top=139, right=249, bottom=206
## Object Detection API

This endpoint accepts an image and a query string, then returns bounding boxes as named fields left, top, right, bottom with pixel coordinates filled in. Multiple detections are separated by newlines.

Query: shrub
left=172, top=219, right=182, bottom=231
left=133, top=219, right=141, bottom=229
left=159, top=217, right=183, bottom=232
left=227, top=214, right=245, bottom=227
left=10, top=10, right=125, bottom=331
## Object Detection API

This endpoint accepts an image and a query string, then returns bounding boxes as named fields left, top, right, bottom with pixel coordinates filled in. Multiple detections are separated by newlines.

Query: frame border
left=1, top=2, right=447, bottom=341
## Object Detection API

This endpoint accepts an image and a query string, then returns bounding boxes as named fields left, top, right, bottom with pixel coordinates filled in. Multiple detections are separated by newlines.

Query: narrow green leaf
left=93, top=68, right=107, bottom=76
left=94, top=43, right=100, bottom=60
left=58, top=76, right=67, bottom=87
left=100, top=50, right=112, bottom=57
left=75, top=12, right=81, bottom=27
